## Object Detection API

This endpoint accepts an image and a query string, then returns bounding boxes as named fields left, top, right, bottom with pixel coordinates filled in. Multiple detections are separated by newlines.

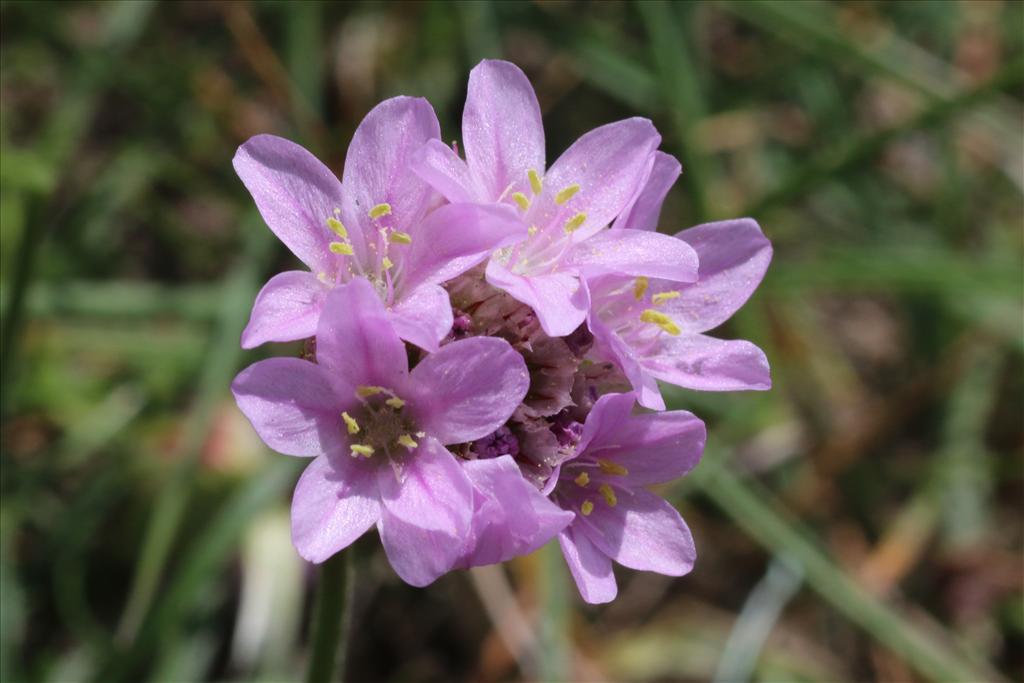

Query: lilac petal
left=291, top=454, right=380, bottom=563
left=376, top=437, right=473, bottom=586
left=340, top=96, right=441, bottom=256
left=538, top=119, right=661, bottom=240
left=578, top=393, right=706, bottom=485
left=233, top=135, right=342, bottom=274
left=646, top=334, right=771, bottom=392
left=569, top=228, right=698, bottom=282
left=389, top=283, right=453, bottom=353
left=579, top=488, right=695, bottom=576
left=315, top=279, right=409, bottom=392
left=613, top=151, right=681, bottom=232
left=485, top=260, right=588, bottom=337
left=463, top=60, right=545, bottom=201
left=558, top=525, right=617, bottom=604
left=410, top=138, right=478, bottom=203
left=588, top=312, right=665, bottom=411
left=456, top=455, right=573, bottom=568
left=231, top=358, right=347, bottom=457
left=668, top=218, right=773, bottom=333
left=241, top=270, right=330, bottom=349
left=401, top=202, right=527, bottom=292
left=409, top=336, right=529, bottom=444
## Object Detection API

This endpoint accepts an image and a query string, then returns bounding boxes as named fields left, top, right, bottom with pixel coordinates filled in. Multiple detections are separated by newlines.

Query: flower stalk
left=305, top=549, right=354, bottom=683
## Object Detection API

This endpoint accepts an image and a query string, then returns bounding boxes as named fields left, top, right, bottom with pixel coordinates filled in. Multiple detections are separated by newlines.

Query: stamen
left=652, top=291, right=681, bottom=304
left=580, top=500, right=594, bottom=516
left=397, top=434, right=418, bottom=450
left=528, top=169, right=543, bottom=195
left=368, top=203, right=392, bottom=219
left=350, top=444, right=374, bottom=458
left=381, top=256, right=394, bottom=270
left=415, top=431, right=426, bottom=438
left=633, top=277, right=649, bottom=301
left=385, top=396, right=405, bottom=409
left=597, top=459, right=629, bottom=476
left=555, top=183, right=580, bottom=205
left=527, top=225, right=538, bottom=236
left=563, top=212, right=587, bottom=234
left=317, top=271, right=332, bottom=284
left=511, top=192, right=530, bottom=210
left=326, top=217, right=348, bottom=238
left=599, top=483, right=618, bottom=507
left=329, top=242, right=354, bottom=255
left=574, top=472, right=590, bottom=487
left=640, top=309, right=681, bottom=336
left=341, top=411, right=360, bottom=435
left=356, top=385, right=385, bottom=397
left=388, top=231, right=412, bottom=245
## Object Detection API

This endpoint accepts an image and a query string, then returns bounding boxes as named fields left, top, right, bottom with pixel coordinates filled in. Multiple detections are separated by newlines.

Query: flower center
left=342, top=385, right=422, bottom=459
left=558, top=457, right=629, bottom=516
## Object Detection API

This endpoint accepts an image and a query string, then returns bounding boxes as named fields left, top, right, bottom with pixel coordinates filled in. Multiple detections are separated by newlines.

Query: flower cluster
left=231, top=60, right=771, bottom=603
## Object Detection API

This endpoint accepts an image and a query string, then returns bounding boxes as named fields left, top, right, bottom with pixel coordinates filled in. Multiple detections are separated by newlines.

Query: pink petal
left=667, top=218, right=773, bottom=333
left=579, top=488, right=695, bottom=576
left=613, top=151, right=681, bottom=232
left=233, top=135, right=342, bottom=274
left=558, top=525, right=617, bottom=604
left=400, top=202, right=527, bottom=292
left=409, top=336, right=529, bottom=444
left=291, top=454, right=380, bottom=563
left=389, top=283, right=453, bottom=353
left=231, top=358, right=347, bottom=457
left=569, top=228, right=699, bottom=282
left=485, top=260, right=588, bottom=337
left=587, top=309, right=665, bottom=410
left=410, top=138, right=478, bottom=203
left=463, top=60, right=545, bottom=201
left=241, top=270, right=330, bottom=349
left=315, top=279, right=409, bottom=393
left=376, top=437, right=473, bottom=586
left=645, top=334, right=771, bottom=392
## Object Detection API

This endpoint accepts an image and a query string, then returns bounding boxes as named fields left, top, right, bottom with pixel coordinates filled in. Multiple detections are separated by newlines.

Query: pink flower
left=231, top=278, right=531, bottom=586
left=412, top=60, right=699, bottom=337
left=234, top=96, right=526, bottom=352
left=551, top=393, right=706, bottom=603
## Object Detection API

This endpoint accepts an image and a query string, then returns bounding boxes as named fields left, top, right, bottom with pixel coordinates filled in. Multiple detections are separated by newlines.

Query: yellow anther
left=528, top=225, right=538, bottom=236
left=368, top=203, right=392, bottom=219
left=580, top=500, right=594, bottom=516
left=350, top=444, right=374, bottom=458
left=574, top=472, right=590, bottom=487
left=317, top=271, right=332, bottom=284
left=329, top=242, right=354, bottom=255
left=555, top=183, right=580, bottom=205
left=388, top=231, right=412, bottom=245
left=599, top=483, right=618, bottom=507
left=326, top=217, right=348, bottom=238
left=562, top=212, right=587, bottom=234
left=528, top=169, right=543, bottom=195
left=381, top=256, right=394, bottom=270
left=640, top=309, right=682, bottom=336
left=385, top=396, right=405, bottom=409
left=341, top=411, right=360, bottom=435
left=633, top=277, right=649, bottom=301
left=397, top=434, right=418, bottom=450
left=652, top=291, right=681, bottom=305
left=511, top=192, right=530, bottom=210
left=356, top=385, right=385, bottom=397
left=598, top=459, right=629, bottom=476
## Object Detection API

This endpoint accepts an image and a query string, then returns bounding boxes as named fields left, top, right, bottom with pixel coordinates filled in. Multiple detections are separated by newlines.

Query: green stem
left=305, top=550, right=354, bottom=683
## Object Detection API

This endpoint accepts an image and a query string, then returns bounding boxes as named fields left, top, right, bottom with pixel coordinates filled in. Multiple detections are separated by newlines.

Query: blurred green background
left=1, top=1, right=1022, bottom=682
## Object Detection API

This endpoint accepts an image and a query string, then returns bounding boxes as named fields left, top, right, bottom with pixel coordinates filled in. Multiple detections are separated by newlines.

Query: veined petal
left=233, top=135, right=343, bottom=274
left=485, top=260, right=588, bottom=337
left=558, top=525, right=617, bottom=604
left=389, top=283, right=453, bottom=353
left=231, top=358, right=347, bottom=457
left=376, top=437, right=473, bottom=586
left=569, top=228, right=699, bottom=282
left=667, top=218, right=773, bottom=333
left=241, top=270, right=330, bottom=349
left=291, top=454, right=380, bottom=563
left=613, top=151, right=681, bottom=232
left=410, top=138, right=478, bottom=203
left=644, top=334, right=771, bottom=392
left=315, top=279, right=409, bottom=392
left=463, top=59, right=545, bottom=201
left=579, top=488, right=696, bottom=576
left=409, top=337, right=529, bottom=444
left=587, top=309, right=664, bottom=410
